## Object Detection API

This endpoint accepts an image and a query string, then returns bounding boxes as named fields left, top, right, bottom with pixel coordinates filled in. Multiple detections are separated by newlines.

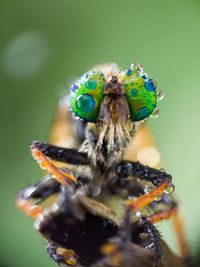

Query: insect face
left=70, top=64, right=163, bottom=166
left=70, top=63, right=160, bottom=123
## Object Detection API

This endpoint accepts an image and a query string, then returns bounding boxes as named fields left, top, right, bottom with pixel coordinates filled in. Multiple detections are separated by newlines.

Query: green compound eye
left=124, top=69, right=157, bottom=121
left=70, top=71, right=104, bottom=122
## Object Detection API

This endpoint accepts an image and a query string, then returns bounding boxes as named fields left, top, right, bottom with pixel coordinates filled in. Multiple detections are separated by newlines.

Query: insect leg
left=16, top=198, right=43, bottom=218
left=46, top=242, right=77, bottom=266
left=139, top=217, right=162, bottom=262
left=116, top=161, right=172, bottom=212
left=46, top=242, right=64, bottom=265
left=31, top=141, right=89, bottom=165
left=17, top=186, right=44, bottom=219
left=116, top=161, right=172, bottom=184
left=120, top=210, right=162, bottom=262
left=30, top=142, right=78, bottom=186
left=148, top=208, right=189, bottom=260
left=101, top=210, right=157, bottom=266
left=172, top=213, right=190, bottom=260
left=125, top=181, right=170, bottom=213
left=116, top=161, right=189, bottom=260
left=147, top=203, right=178, bottom=224
left=16, top=176, right=61, bottom=218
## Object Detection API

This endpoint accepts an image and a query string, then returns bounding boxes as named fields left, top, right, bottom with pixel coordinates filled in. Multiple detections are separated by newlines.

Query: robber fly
left=17, top=63, right=188, bottom=266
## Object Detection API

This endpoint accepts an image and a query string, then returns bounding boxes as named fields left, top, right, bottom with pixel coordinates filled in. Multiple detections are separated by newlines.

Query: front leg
left=30, top=142, right=83, bottom=186
left=47, top=242, right=78, bottom=266
left=31, top=141, right=89, bottom=165
left=16, top=176, right=61, bottom=218
left=116, top=161, right=189, bottom=260
left=116, top=160, right=172, bottom=212
left=18, top=142, right=88, bottom=217
left=116, top=161, right=172, bottom=186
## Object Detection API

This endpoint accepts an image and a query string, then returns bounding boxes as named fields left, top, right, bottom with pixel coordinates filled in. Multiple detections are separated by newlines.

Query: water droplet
left=85, top=78, right=97, bottom=90
left=91, top=186, right=101, bottom=197
left=141, top=72, right=148, bottom=79
left=150, top=108, right=159, bottom=118
left=144, top=186, right=154, bottom=193
left=126, top=69, right=133, bottom=76
left=76, top=94, right=95, bottom=112
left=145, top=79, right=155, bottom=92
left=155, top=195, right=162, bottom=201
left=131, top=63, right=143, bottom=72
left=151, top=79, right=157, bottom=89
left=157, top=89, right=164, bottom=100
left=160, top=168, right=166, bottom=173
left=164, top=183, right=175, bottom=194
left=135, top=211, right=141, bottom=217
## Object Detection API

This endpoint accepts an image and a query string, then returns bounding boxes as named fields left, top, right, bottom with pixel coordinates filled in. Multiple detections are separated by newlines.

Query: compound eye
left=124, top=69, right=157, bottom=121
left=70, top=71, right=104, bottom=122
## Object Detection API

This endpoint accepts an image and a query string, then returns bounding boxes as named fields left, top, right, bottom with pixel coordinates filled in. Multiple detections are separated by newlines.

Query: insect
left=17, top=63, right=188, bottom=266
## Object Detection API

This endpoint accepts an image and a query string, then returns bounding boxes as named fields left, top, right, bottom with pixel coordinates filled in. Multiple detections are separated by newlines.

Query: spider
left=17, top=63, right=188, bottom=266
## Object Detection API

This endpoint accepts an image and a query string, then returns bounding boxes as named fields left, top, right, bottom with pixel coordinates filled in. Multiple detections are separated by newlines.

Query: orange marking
left=31, top=147, right=77, bottom=186
left=101, top=243, right=121, bottom=266
left=111, top=251, right=122, bottom=266
left=172, top=213, right=189, bottom=259
left=16, top=198, right=43, bottom=218
left=148, top=206, right=178, bottom=224
left=126, top=182, right=169, bottom=213
left=57, top=248, right=77, bottom=266
left=101, top=243, right=117, bottom=255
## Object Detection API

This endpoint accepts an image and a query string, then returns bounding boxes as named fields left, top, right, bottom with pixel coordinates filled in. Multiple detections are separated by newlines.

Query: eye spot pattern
left=72, top=84, right=78, bottom=92
left=70, top=71, right=104, bottom=122
left=85, top=78, right=97, bottom=90
left=76, top=94, right=95, bottom=112
left=131, top=89, right=139, bottom=98
left=124, top=70, right=158, bottom=121
left=140, top=106, right=149, bottom=116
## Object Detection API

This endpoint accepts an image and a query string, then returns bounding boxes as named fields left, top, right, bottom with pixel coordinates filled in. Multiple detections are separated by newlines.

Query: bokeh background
left=1, top=0, right=200, bottom=266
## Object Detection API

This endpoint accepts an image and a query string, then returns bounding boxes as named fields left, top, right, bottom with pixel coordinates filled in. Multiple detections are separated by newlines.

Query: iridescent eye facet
left=124, top=69, right=157, bottom=121
left=70, top=71, right=104, bottom=122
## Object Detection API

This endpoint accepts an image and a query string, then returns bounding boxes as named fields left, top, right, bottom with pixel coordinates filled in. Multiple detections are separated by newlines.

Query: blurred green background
left=1, top=0, right=200, bottom=266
